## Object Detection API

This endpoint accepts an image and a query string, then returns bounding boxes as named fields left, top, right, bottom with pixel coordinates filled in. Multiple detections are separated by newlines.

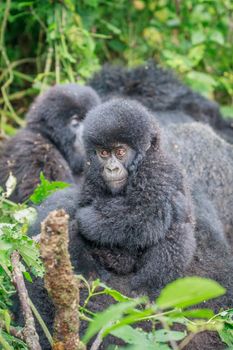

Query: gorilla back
left=0, top=84, right=100, bottom=202
left=89, top=62, right=233, bottom=143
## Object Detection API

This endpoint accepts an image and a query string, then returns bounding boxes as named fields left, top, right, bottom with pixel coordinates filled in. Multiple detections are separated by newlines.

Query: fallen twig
left=11, top=251, right=41, bottom=350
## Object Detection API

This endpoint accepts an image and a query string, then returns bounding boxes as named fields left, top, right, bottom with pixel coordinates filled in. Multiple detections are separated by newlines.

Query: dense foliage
left=0, top=0, right=233, bottom=135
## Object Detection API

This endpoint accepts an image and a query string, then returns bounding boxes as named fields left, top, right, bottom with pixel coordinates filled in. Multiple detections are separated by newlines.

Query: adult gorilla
left=24, top=99, right=233, bottom=350
left=89, top=62, right=233, bottom=143
left=0, top=84, right=100, bottom=202
left=163, top=122, right=233, bottom=244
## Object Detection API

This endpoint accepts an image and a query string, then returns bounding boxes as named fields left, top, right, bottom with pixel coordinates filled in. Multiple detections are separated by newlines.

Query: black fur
left=89, top=62, right=233, bottom=143
left=17, top=100, right=233, bottom=349
left=163, top=123, right=233, bottom=244
left=23, top=187, right=233, bottom=349
left=77, top=99, right=196, bottom=291
left=0, top=84, right=100, bottom=202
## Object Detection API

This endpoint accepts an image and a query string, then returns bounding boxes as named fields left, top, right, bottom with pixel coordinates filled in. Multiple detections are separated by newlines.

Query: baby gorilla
left=77, top=98, right=196, bottom=291
left=0, top=84, right=100, bottom=202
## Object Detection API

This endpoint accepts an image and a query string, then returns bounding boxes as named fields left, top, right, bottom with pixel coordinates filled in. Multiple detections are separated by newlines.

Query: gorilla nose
left=106, top=165, right=119, bottom=173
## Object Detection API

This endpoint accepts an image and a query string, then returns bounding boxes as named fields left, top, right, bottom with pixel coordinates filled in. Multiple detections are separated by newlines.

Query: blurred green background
left=0, top=0, right=233, bottom=136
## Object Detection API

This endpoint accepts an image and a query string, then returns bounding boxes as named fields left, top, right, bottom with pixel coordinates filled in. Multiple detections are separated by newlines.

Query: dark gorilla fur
left=77, top=98, right=196, bottom=291
left=21, top=99, right=233, bottom=350
left=89, top=62, right=233, bottom=143
left=0, top=84, right=100, bottom=202
left=163, top=122, right=233, bottom=245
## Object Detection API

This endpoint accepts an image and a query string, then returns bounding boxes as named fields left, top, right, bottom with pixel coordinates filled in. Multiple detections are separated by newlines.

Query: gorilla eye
left=99, top=149, right=110, bottom=158
left=70, top=118, right=80, bottom=128
left=115, top=148, right=126, bottom=158
left=70, top=114, right=80, bottom=129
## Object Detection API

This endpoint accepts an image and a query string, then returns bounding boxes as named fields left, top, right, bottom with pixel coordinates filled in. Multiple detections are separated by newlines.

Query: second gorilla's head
left=26, top=84, right=101, bottom=175
left=83, top=98, right=160, bottom=194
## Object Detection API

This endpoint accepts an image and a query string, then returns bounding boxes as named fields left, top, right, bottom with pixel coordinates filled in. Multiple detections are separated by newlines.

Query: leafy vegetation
left=0, top=0, right=233, bottom=136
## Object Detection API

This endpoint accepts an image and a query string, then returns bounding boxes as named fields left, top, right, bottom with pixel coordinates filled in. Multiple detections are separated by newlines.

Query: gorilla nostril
left=107, top=166, right=119, bottom=173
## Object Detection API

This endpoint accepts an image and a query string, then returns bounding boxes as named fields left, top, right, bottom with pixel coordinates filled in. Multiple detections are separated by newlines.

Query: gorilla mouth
left=107, top=177, right=127, bottom=189
left=109, top=177, right=126, bottom=184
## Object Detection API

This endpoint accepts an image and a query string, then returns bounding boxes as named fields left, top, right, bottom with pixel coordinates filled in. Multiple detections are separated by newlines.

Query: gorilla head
left=0, top=84, right=101, bottom=202
left=82, top=99, right=159, bottom=195
left=27, top=84, right=101, bottom=175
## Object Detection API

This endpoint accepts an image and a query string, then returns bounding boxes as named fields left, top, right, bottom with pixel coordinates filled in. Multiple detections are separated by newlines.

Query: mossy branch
left=40, top=209, right=86, bottom=350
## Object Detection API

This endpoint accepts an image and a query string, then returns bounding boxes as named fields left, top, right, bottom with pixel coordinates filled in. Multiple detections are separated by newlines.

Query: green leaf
left=188, top=45, right=205, bottom=67
left=179, top=308, right=214, bottom=319
left=103, top=308, right=154, bottom=337
left=4, top=310, right=11, bottom=333
left=82, top=299, right=142, bottom=343
left=209, top=31, right=225, bottom=46
left=98, top=282, right=132, bottom=302
left=185, top=71, right=217, bottom=97
left=16, top=239, right=44, bottom=277
left=23, top=271, right=33, bottom=283
left=13, top=208, right=37, bottom=225
left=218, top=310, right=233, bottom=348
left=191, top=31, right=206, bottom=45
left=101, top=20, right=121, bottom=35
left=111, top=325, right=157, bottom=349
left=29, top=173, right=70, bottom=204
left=221, top=106, right=233, bottom=119
left=156, top=277, right=225, bottom=309
left=153, top=329, right=186, bottom=342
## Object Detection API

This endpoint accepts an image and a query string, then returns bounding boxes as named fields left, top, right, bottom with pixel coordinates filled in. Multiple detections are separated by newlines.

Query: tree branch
left=40, top=209, right=85, bottom=350
left=11, top=251, right=41, bottom=350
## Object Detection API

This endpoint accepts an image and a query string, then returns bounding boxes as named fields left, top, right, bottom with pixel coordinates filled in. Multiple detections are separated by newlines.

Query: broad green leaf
left=83, top=299, right=142, bottom=343
left=30, top=173, right=70, bottom=204
left=111, top=325, right=157, bottom=348
left=23, top=271, right=33, bottom=283
left=180, top=308, right=214, bottom=319
left=156, top=277, right=225, bottom=309
left=103, top=308, right=155, bottom=337
left=191, top=31, right=206, bottom=45
left=98, top=282, right=132, bottom=302
left=209, top=31, right=225, bottom=46
left=188, top=45, right=205, bottom=67
left=218, top=308, right=233, bottom=346
left=112, top=326, right=172, bottom=349
left=221, top=106, right=233, bottom=119
left=153, top=329, right=186, bottom=342
left=185, top=71, right=217, bottom=97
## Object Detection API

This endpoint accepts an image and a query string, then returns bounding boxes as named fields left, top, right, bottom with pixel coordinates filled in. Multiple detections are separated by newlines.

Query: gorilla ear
left=150, top=128, right=161, bottom=149
left=147, top=115, right=161, bottom=150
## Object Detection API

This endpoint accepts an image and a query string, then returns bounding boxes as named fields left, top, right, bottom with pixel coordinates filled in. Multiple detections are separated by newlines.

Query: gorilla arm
left=28, top=186, right=80, bottom=237
left=77, top=190, right=196, bottom=289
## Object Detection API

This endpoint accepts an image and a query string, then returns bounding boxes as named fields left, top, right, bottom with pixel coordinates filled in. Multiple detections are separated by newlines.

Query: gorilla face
left=96, top=143, right=136, bottom=193
left=26, top=84, right=101, bottom=176
left=69, top=115, right=86, bottom=159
